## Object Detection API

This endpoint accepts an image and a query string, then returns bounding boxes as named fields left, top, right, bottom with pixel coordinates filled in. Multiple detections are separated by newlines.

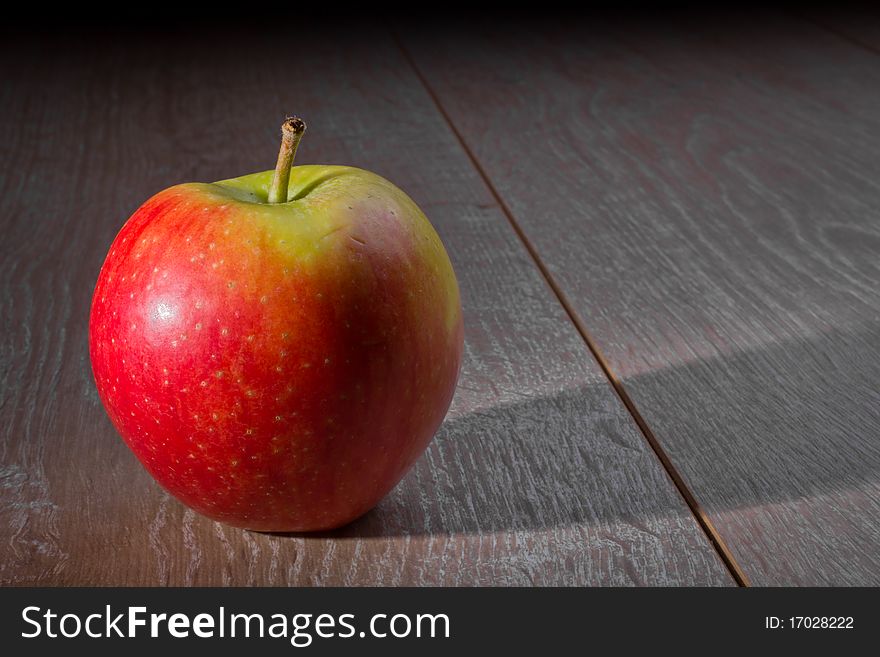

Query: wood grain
left=401, top=15, right=880, bottom=584
left=0, top=29, right=732, bottom=585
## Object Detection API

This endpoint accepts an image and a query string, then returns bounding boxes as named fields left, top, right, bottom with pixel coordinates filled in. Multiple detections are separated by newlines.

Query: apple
left=89, top=118, right=463, bottom=531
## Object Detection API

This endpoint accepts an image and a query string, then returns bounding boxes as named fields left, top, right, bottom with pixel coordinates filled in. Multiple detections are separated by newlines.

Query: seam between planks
left=795, top=12, right=880, bottom=58
left=391, top=32, right=751, bottom=588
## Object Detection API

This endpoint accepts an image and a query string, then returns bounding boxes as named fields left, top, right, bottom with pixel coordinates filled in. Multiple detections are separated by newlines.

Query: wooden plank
left=0, top=30, right=732, bottom=585
left=402, top=16, right=880, bottom=585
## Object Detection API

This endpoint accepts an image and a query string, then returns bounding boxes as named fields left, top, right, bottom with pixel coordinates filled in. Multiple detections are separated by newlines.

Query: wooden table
left=3, top=12, right=880, bottom=586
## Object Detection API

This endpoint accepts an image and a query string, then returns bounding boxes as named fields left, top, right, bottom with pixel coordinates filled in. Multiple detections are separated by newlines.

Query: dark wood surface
left=0, top=29, right=733, bottom=585
left=401, top=15, right=880, bottom=585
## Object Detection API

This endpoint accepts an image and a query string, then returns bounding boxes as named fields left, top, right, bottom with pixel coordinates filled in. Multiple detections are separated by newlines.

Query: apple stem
left=268, top=117, right=306, bottom=203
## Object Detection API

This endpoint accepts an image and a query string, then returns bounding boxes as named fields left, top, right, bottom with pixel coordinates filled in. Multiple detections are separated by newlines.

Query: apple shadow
left=613, top=322, right=880, bottom=514
left=267, top=322, right=880, bottom=547
left=266, top=380, right=711, bottom=540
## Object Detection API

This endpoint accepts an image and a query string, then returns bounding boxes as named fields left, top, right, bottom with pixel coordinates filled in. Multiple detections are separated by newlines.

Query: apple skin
left=89, top=165, right=463, bottom=532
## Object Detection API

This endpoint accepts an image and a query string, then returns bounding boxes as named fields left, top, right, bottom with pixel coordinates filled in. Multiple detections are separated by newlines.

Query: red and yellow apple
left=89, top=119, right=463, bottom=531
